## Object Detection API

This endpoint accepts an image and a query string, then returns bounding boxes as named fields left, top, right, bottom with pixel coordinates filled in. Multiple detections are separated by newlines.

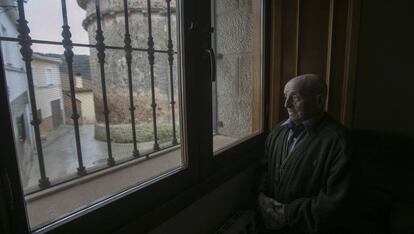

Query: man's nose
left=284, top=97, right=292, bottom=108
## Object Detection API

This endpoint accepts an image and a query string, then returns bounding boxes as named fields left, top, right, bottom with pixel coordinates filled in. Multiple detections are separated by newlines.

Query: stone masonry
left=215, top=0, right=255, bottom=138
left=77, top=0, right=257, bottom=141
left=77, top=0, right=178, bottom=141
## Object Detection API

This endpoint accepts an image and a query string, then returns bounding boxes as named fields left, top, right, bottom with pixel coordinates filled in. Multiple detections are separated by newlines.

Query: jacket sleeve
left=255, top=128, right=279, bottom=196
left=284, top=136, right=352, bottom=233
left=254, top=133, right=271, bottom=196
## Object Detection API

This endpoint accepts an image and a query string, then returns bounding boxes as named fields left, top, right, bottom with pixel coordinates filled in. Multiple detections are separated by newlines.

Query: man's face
left=283, top=79, right=319, bottom=124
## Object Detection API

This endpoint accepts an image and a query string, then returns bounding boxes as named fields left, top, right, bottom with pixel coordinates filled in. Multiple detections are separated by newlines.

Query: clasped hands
left=257, top=193, right=286, bottom=230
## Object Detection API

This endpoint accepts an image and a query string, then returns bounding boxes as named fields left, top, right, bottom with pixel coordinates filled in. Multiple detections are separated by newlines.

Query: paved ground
left=23, top=124, right=240, bottom=192
left=25, top=124, right=164, bottom=190
left=24, top=129, right=237, bottom=229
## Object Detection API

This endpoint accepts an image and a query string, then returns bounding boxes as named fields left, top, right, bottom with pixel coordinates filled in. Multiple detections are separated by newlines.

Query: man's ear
left=316, top=94, right=325, bottom=109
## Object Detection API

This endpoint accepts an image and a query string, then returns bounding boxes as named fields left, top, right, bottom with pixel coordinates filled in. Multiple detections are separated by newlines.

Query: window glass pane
left=1, top=0, right=183, bottom=229
left=212, top=0, right=263, bottom=153
left=26, top=0, right=89, bottom=47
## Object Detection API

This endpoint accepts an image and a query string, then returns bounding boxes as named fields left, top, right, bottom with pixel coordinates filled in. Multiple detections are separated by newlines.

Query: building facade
left=0, top=0, right=34, bottom=187
left=59, top=54, right=96, bottom=124
left=32, top=54, right=65, bottom=137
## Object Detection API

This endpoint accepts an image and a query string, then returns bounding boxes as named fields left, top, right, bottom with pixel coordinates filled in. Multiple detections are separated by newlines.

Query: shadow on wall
left=348, top=129, right=414, bottom=233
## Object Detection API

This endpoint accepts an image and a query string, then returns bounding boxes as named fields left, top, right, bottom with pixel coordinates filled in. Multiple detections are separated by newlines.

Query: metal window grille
left=0, top=0, right=179, bottom=191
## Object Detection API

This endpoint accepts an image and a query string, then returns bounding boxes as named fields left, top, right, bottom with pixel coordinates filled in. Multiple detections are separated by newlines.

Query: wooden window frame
left=0, top=0, right=271, bottom=233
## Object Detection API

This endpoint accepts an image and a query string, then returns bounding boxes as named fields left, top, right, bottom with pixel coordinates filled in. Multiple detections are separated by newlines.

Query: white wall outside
left=32, top=57, right=64, bottom=121
left=77, top=91, right=95, bottom=123
left=0, top=5, right=28, bottom=102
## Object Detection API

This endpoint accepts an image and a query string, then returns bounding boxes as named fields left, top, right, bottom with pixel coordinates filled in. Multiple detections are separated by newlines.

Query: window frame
left=0, top=0, right=271, bottom=233
left=44, top=68, right=53, bottom=86
left=0, top=43, right=29, bottom=234
left=201, top=0, right=270, bottom=177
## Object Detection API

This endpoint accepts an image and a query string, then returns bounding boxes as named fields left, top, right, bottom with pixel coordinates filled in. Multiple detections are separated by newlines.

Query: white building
left=71, top=75, right=95, bottom=124
left=0, top=0, right=33, bottom=186
left=32, top=53, right=65, bottom=137
left=59, top=54, right=95, bottom=124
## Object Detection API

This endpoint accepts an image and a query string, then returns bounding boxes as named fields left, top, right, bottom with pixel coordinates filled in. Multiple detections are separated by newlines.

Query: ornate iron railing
left=0, top=0, right=179, bottom=193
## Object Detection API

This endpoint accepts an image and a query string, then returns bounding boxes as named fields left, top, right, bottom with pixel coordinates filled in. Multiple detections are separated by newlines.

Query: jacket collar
left=281, top=112, right=326, bottom=134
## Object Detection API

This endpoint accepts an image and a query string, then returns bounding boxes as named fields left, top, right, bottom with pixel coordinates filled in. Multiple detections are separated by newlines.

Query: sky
left=25, top=0, right=90, bottom=55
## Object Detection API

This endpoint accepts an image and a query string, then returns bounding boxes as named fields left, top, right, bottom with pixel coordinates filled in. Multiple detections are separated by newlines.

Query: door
left=50, top=99, right=62, bottom=129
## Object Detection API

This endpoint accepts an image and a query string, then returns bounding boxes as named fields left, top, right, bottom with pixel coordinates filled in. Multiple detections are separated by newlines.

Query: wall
left=9, top=92, right=33, bottom=188
left=149, top=165, right=255, bottom=234
left=1, top=17, right=27, bottom=103
left=344, top=1, right=414, bottom=232
left=0, top=3, right=34, bottom=187
left=79, top=0, right=178, bottom=125
left=32, top=58, right=65, bottom=135
left=77, top=91, right=95, bottom=123
left=268, top=0, right=360, bottom=128
left=267, top=0, right=413, bottom=134
left=32, top=59, right=64, bottom=119
left=0, top=6, right=25, bottom=75
left=352, top=0, right=414, bottom=137
left=63, top=93, right=82, bottom=125
left=215, top=0, right=255, bottom=138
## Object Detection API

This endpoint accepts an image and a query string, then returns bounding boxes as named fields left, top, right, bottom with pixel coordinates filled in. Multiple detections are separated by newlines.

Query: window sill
left=27, top=135, right=239, bottom=231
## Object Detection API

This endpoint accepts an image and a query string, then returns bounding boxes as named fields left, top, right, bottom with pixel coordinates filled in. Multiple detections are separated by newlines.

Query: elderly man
left=257, top=74, right=351, bottom=233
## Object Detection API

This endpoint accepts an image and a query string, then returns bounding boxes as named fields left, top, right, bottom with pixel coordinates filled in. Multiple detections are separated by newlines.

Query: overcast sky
left=26, top=0, right=90, bottom=55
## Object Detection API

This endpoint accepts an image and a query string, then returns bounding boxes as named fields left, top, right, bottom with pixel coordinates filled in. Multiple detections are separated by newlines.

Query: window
left=0, top=0, right=266, bottom=233
left=17, top=114, right=26, bottom=142
left=44, top=68, right=53, bottom=86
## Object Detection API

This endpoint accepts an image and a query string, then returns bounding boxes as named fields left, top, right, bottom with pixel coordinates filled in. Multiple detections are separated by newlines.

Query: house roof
left=36, top=53, right=93, bottom=92
left=40, top=53, right=91, bottom=80
left=60, top=54, right=91, bottom=80
left=32, top=53, right=62, bottom=64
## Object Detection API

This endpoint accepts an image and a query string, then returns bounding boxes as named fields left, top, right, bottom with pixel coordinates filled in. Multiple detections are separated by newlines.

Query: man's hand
left=257, top=193, right=286, bottom=230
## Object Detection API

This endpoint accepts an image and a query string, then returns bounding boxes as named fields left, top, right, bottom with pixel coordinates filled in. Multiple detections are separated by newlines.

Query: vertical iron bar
left=166, top=0, right=178, bottom=145
left=123, top=0, right=139, bottom=157
left=95, top=0, right=115, bottom=166
left=61, top=0, right=86, bottom=175
left=146, top=0, right=160, bottom=150
left=16, top=0, right=50, bottom=188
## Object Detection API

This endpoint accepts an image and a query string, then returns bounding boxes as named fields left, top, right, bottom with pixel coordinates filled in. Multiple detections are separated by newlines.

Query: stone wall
left=78, top=0, right=178, bottom=126
left=215, top=0, right=254, bottom=138
left=78, top=0, right=258, bottom=141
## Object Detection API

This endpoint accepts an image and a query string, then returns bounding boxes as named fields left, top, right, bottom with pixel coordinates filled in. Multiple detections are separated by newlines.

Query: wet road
left=25, top=124, right=154, bottom=189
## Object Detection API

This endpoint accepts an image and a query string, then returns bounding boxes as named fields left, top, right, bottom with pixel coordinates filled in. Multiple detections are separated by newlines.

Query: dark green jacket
left=262, top=114, right=351, bottom=233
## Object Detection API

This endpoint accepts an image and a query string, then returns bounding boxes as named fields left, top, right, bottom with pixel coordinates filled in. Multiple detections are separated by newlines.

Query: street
left=25, top=124, right=156, bottom=190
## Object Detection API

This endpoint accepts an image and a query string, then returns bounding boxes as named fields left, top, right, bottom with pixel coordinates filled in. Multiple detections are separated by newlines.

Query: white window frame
left=45, top=68, right=53, bottom=86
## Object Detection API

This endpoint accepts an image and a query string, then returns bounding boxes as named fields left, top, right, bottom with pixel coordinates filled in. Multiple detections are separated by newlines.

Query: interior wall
left=149, top=165, right=255, bottom=234
left=269, top=0, right=360, bottom=128
left=352, top=0, right=414, bottom=137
